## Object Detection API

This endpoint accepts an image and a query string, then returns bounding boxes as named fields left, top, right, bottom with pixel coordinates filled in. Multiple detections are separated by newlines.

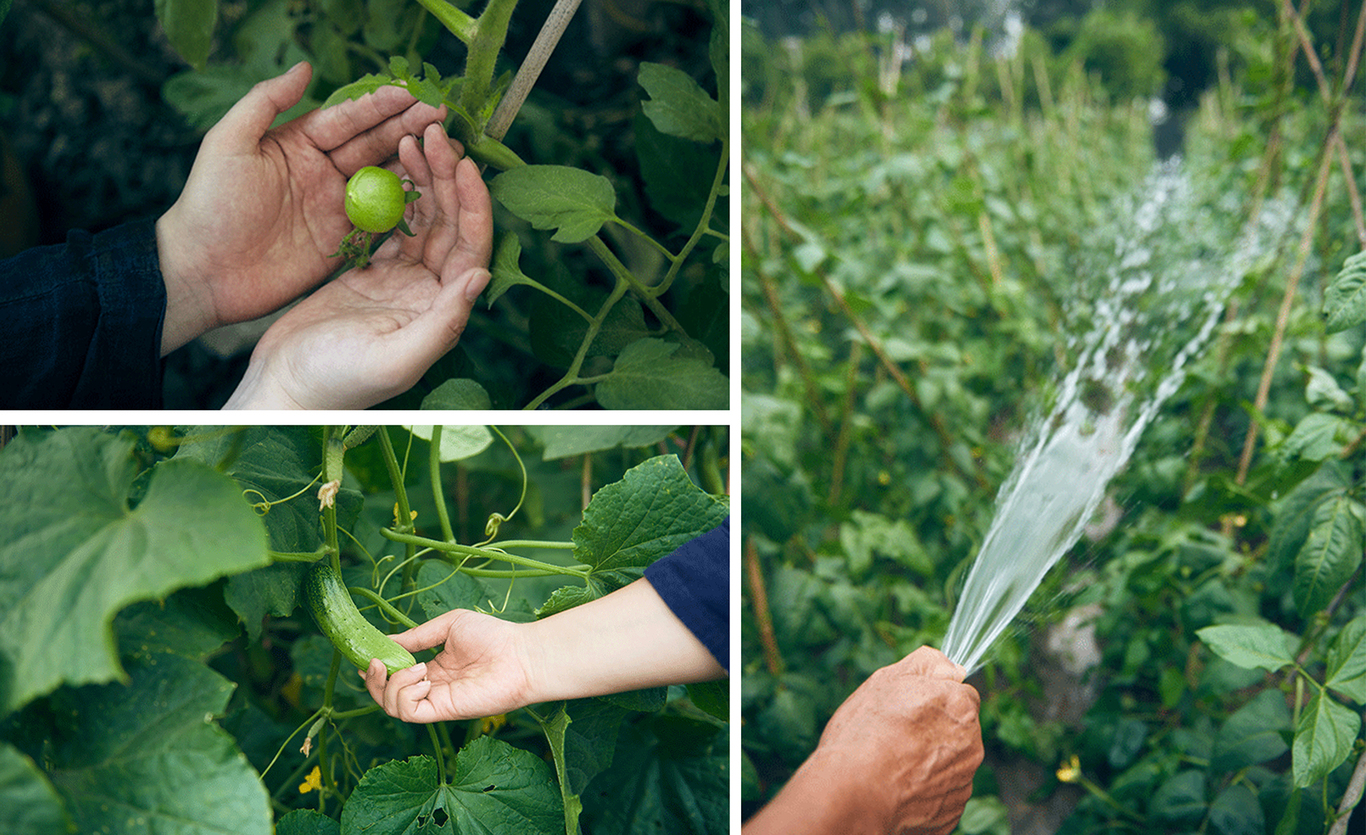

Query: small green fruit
left=345, top=166, right=407, bottom=233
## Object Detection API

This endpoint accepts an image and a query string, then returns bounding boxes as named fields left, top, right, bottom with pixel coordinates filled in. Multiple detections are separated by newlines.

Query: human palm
left=225, top=122, right=492, bottom=409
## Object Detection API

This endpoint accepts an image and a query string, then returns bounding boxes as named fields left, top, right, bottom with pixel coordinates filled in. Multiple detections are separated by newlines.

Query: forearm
left=743, top=751, right=881, bottom=835
left=155, top=211, right=217, bottom=355
left=520, top=578, right=724, bottom=703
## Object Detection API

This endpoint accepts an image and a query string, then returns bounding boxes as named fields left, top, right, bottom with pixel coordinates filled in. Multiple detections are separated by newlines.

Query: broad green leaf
left=707, top=0, right=728, bottom=111
left=154, top=0, right=218, bottom=70
left=1325, top=614, right=1366, bottom=703
left=634, top=112, right=719, bottom=232
left=1279, top=412, right=1357, bottom=461
left=1196, top=623, right=1294, bottom=672
left=114, top=585, right=242, bottom=661
left=539, top=455, right=728, bottom=616
left=419, top=378, right=492, bottom=410
left=957, top=797, right=1009, bottom=835
left=561, top=699, right=631, bottom=793
left=322, top=72, right=393, bottom=108
left=1267, top=464, right=1350, bottom=572
left=339, top=741, right=562, bottom=835
left=490, top=166, right=618, bottom=243
left=1292, top=690, right=1360, bottom=787
left=46, top=653, right=272, bottom=834
left=0, top=743, right=70, bottom=835
left=1293, top=493, right=1363, bottom=616
left=1208, top=783, right=1264, bottom=835
left=1150, top=770, right=1206, bottom=823
left=686, top=679, right=728, bottom=722
left=596, top=338, right=729, bottom=410
left=1304, top=366, right=1355, bottom=413
left=839, top=509, right=933, bottom=579
left=638, top=62, right=722, bottom=143
left=414, top=560, right=485, bottom=621
left=1211, top=689, right=1290, bottom=773
left=406, top=425, right=493, bottom=461
left=277, top=809, right=341, bottom=835
left=527, top=425, right=678, bottom=459
left=531, top=294, right=651, bottom=367
left=0, top=428, right=269, bottom=715
left=1323, top=250, right=1366, bottom=333
left=579, top=716, right=728, bottom=835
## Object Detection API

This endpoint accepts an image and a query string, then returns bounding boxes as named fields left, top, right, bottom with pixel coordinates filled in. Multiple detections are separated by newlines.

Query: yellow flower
left=479, top=714, right=508, bottom=735
left=393, top=503, right=418, bottom=528
left=1056, top=754, right=1081, bottom=784
left=299, top=765, right=322, bottom=794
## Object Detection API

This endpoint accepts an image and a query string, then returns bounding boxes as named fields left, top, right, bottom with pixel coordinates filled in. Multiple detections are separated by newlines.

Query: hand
left=156, top=61, right=448, bottom=354
left=362, top=608, right=534, bottom=723
left=222, top=121, right=493, bottom=410
left=744, top=647, right=983, bottom=835
left=363, top=579, right=724, bottom=723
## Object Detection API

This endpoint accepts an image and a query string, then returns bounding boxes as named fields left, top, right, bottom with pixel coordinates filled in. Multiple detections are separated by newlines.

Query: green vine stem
left=646, top=134, right=731, bottom=298
left=525, top=278, right=632, bottom=409
left=349, top=587, right=421, bottom=629
left=381, top=528, right=589, bottom=578
left=486, top=0, right=582, bottom=140
left=429, top=426, right=456, bottom=543
left=460, top=0, right=519, bottom=124
left=413, top=0, right=476, bottom=44
left=427, top=724, right=449, bottom=785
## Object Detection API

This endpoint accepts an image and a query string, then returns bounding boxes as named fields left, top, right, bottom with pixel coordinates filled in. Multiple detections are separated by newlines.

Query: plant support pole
left=485, top=0, right=582, bottom=140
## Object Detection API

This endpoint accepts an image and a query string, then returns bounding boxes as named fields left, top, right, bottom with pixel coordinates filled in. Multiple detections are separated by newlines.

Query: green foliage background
left=740, top=9, right=1366, bottom=835
left=0, top=424, right=730, bottom=834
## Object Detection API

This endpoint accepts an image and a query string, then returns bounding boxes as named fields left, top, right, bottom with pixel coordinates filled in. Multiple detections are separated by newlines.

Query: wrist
left=746, top=751, right=883, bottom=835
left=222, top=359, right=306, bottom=409
left=155, top=209, right=218, bottom=355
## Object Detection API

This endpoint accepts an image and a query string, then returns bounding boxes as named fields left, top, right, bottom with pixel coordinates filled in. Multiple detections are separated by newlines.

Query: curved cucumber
left=304, top=562, right=416, bottom=675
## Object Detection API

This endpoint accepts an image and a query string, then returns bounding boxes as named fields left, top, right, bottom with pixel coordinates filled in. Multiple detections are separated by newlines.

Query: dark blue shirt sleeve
left=0, top=221, right=166, bottom=408
left=644, top=516, right=729, bottom=672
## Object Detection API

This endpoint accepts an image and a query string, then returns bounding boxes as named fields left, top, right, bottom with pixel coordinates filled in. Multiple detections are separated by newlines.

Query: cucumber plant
left=155, top=0, right=730, bottom=409
left=0, top=424, right=730, bottom=834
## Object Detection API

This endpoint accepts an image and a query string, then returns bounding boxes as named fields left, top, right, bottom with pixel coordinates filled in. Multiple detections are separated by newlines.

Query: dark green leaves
left=1325, top=614, right=1366, bottom=702
left=596, top=339, right=730, bottom=410
left=1291, top=690, right=1360, bottom=787
left=491, top=166, right=619, bottom=244
left=46, top=653, right=272, bottom=834
left=340, top=742, right=562, bottom=835
left=0, top=744, right=69, bottom=835
left=154, top=0, right=218, bottom=70
left=1323, top=251, right=1366, bottom=333
left=0, top=428, right=269, bottom=715
left=639, top=62, right=723, bottom=144
left=1196, top=623, right=1295, bottom=672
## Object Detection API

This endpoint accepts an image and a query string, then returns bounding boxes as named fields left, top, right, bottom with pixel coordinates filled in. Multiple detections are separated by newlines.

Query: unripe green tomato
left=345, top=166, right=407, bottom=233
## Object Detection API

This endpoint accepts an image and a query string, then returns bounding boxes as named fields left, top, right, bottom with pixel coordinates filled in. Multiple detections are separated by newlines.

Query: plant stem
left=745, top=535, right=785, bottom=676
left=349, top=587, right=420, bottom=629
left=427, top=724, right=448, bottom=785
left=524, top=278, right=631, bottom=409
left=461, top=0, right=520, bottom=122
left=429, top=425, right=456, bottom=543
left=381, top=528, right=590, bottom=577
left=651, top=135, right=731, bottom=298
left=1328, top=744, right=1366, bottom=835
left=377, top=427, right=415, bottom=534
left=413, top=0, right=477, bottom=44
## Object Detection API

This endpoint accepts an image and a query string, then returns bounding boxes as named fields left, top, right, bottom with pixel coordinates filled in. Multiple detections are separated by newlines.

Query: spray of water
left=940, top=160, right=1294, bottom=674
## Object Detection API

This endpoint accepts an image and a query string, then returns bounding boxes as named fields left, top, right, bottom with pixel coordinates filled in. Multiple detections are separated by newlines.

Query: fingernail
left=463, top=268, right=491, bottom=302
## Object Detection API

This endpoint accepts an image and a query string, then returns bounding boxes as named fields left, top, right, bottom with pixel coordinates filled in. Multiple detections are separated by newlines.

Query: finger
left=383, top=661, right=428, bottom=717
left=325, top=98, right=449, bottom=176
left=203, top=61, right=313, bottom=155
left=449, top=156, right=494, bottom=271
left=362, top=658, right=388, bottom=705
left=389, top=609, right=467, bottom=653
left=394, top=678, right=436, bottom=723
left=900, top=646, right=966, bottom=682
left=417, top=124, right=463, bottom=265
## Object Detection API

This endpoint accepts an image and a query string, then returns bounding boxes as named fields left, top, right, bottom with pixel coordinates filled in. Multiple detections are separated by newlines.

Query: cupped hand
left=223, top=121, right=493, bottom=410
left=156, top=61, right=449, bottom=354
left=361, top=607, right=532, bottom=724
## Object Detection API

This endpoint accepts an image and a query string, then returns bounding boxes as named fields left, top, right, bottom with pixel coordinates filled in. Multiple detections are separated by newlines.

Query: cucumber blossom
left=305, top=562, right=416, bottom=675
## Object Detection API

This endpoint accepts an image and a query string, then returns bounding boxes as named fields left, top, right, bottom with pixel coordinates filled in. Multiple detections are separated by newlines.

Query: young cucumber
left=304, top=562, right=417, bottom=675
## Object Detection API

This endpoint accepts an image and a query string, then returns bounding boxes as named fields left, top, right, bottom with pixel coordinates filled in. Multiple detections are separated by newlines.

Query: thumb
left=205, top=62, right=313, bottom=153
left=900, top=646, right=968, bottom=682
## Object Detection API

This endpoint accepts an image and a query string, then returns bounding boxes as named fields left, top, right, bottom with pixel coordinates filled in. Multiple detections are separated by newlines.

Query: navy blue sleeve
left=644, top=517, right=729, bottom=671
left=0, top=221, right=166, bottom=408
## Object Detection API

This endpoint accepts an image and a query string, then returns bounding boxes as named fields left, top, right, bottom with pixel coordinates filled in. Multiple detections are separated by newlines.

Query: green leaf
left=527, top=425, right=678, bottom=459
left=114, top=585, right=242, bottom=661
left=1208, top=782, right=1264, bottom=835
left=487, top=233, right=541, bottom=306
left=1325, top=614, right=1366, bottom=703
left=686, top=679, right=728, bottom=722
left=0, top=428, right=269, bottom=715
left=634, top=112, right=719, bottom=233
left=1211, top=689, right=1290, bottom=773
left=539, top=455, right=728, bottom=616
left=1267, top=464, right=1350, bottom=572
left=1150, top=770, right=1206, bottom=823
left=1292, top=690, right=1360, bottom=787
left=579, top=716, right=728, bottom=835
left=1293, top=493, right=1363, bottom=617
left=1280, top=412, right=1356, bottom=461
left=414, top=561, right=485, bottom=621
left=339, top=741, right=563, bottom=835
left=638, top=62, right=722, bottom=144
left=1323, top=250, right=1366, bottom=333
left=420, top=378, right=492, bottom=410
left=1304, top=366, right=1355, bottom=413
left=322, top=72, right=393, bottom=108
left=0, top=743, right=70, bottom=835
left=1196, top=623, right=1294, bottom=672
left=406, top=426, right=493, bottom=461
left=596, top=338, right=729, bottom=410
left=154, top=0, right=218, bottom=70
left=46, top=652, right=272, bottom=834
left=277, top=809, right=341, bottom=835
left=535, top=705, right=583, bottom=835
left=490, top=166, right=618, bottom=244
